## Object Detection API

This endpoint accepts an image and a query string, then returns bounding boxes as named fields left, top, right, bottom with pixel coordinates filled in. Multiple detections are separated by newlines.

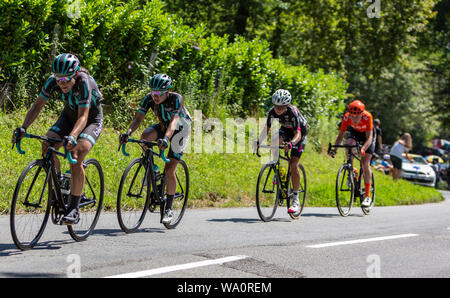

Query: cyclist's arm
left=164, top=114, right=180, bottom=140
left=69, top=106, right=90, bottom=139
left=126, top=111, right=145, bottom=136
left=21, top=96, right=47, bottom=129
left=289, top=129, right=302, bottom=145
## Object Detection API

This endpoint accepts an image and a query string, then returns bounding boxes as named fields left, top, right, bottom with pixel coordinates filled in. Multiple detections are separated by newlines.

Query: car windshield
left=402, top=156, right=427, bottom=165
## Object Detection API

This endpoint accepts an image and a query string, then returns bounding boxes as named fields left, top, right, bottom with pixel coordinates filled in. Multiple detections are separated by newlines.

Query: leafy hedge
left=1, top=0, right=347, bottom=132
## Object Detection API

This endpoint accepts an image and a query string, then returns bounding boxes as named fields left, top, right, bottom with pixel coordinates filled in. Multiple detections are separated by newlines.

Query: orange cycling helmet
left=348, top=100, right=365, bottom=115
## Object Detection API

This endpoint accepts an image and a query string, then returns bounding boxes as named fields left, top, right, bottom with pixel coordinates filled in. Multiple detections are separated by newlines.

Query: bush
left=1, top=0, right=347, bottom=142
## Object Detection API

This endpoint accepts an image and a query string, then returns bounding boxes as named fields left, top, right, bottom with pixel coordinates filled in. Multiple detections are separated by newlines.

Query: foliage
left=0, top=0, right=347, bottom=135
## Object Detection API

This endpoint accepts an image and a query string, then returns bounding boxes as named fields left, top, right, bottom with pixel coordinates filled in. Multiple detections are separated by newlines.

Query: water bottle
left=353, top=167, right=359, bottom=182
left=61, top=170, right=71, bottom=195
left=280, top=167, right=287, bottom=183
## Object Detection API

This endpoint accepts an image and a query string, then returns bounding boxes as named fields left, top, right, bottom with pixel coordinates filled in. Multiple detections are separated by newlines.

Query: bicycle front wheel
left=10, top=159, right=51, bottom=250
left=256, top=163, right=280, bottom=222
left=336, top=165, right=354, bottom=217
left=163, top=159, right=189, bottom=229
left=117, top=158, right=150, bottom=233
left=68, top=159, right=104, bottom=241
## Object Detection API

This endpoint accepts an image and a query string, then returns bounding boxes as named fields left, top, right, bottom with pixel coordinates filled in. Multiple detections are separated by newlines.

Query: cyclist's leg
left=290, top=137, right=306, bottom=192
left=141, top=124, right=162, bottom=150
left=166, top=126, right=190, bottom=200
left=362, top=140, right=375, bottom=198
left=63, top=121, right=101, bottom=223
left=45, top=115, right=71, bottom=174
left=289, top=156, right=300, bottom=191
left=345, top=137, right=357, bottom=165
left=71, top=120, right=103, bottom=196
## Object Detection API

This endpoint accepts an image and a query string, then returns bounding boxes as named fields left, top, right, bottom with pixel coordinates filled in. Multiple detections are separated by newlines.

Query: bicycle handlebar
left=14, top=134, right=77, bottom=164
left=255, top=143, right=289, bottom=158
left=119, top=138, right=170, bottom=163
left=327, top=142, right=362, bottom=158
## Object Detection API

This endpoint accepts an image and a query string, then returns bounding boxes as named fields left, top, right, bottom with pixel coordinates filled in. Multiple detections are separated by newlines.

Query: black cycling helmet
left=52, top=53, right=80, bottom=76
left=149, top=73, right=173, bottom=91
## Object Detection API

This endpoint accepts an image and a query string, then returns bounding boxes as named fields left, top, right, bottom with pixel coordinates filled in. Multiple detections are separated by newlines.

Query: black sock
left=69, top=195, right=81, bottom=212
left=166, top=194, right=174, bottom=210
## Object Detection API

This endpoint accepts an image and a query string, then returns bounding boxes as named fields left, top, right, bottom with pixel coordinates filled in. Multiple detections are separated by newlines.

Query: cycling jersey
left=39, top=72, right=103, bottom=146
left=39, top=72, right=103, bottom=124
left=266, top=105, right=308, bottom=159
left=340, top=111, right=376, bottom=154
left=266, top=105, right=308, bottom=136
left=139, top=92, right=192, bottom=130
left=339, top=111, right=373, bottom=133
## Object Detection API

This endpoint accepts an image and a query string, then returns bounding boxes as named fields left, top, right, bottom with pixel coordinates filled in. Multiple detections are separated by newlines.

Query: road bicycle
left=255, top=144, right=307, bottom=221
left=10, top=133, right=104, bottom=250
left=117, top=138, right=189, bottom=232
left=328, top=142, right=375, bottom=216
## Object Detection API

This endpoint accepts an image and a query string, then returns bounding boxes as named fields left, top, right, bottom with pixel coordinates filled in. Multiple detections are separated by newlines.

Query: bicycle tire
left=256, top=163, right=280, bottom=222
left=117, top=158, right=150, bottom=233
left=287, top=163, right=307, bottom=219
left=163, top=159, right=189, bottom=229
left=10, top=159, right=51, bottom=250
left=68, top=158, right=104, bottom=241
left=336, top=165, right=354, bottom=217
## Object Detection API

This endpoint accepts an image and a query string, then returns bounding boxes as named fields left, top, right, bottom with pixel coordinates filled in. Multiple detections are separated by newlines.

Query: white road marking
left=305, top=234, right=419, bottom=248
left=104, top=255, right=249, bottom=278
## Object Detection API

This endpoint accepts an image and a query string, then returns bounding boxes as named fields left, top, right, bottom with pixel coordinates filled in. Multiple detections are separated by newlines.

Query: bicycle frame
left=256, top=145, right=292, bottom=200
left=120, top=138, right=170, bottom=221
left=329, top=142, right=364, bottom=197
left=15, top=134, right=78, bottom=224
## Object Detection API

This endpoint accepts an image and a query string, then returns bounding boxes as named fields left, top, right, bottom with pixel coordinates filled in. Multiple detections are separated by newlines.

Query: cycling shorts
left=49, top=111, right=103, bottom=147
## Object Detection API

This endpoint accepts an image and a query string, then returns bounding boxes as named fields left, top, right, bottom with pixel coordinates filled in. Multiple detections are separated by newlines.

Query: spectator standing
left=389, top=133, right=413, bottom=181
left=374, top=119, right=383, bottom=156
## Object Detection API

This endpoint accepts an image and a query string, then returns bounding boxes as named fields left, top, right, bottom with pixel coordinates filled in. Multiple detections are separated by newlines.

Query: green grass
left=0, top=110, right=443, bottom=214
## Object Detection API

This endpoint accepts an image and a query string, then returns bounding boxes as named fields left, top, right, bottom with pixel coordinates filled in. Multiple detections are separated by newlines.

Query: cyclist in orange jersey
left=328, top=100, right=376, bottom=207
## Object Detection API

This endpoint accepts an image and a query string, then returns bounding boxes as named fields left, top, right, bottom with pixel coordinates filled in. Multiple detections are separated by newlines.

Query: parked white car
left=401, top=154, right=436, bottom=187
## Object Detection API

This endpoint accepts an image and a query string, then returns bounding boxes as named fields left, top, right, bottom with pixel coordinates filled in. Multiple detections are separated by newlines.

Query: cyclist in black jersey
left=256, top=89, right=308, bottom=214
left=12, top=53, right=103, bottom=225
left=120, top=73, right=191, bottom=224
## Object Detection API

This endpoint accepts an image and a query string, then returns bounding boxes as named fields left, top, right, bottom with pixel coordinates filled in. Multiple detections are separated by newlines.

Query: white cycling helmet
left=272, top=89, right=292, bottom=106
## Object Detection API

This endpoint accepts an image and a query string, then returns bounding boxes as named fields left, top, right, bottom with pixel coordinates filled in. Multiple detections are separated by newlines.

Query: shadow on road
left=89, top=228, right=166, bottom=237
left=0, top=239, right=73, bottom=256
left=207, top=217, right=292, bottom=223
left=301, top=213, right=364, bottom=218
left=0, top=271, right=63, bottom=278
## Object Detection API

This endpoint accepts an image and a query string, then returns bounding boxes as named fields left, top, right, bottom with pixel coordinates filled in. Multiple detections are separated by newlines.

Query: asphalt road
left=1, top=191, right=449, bottom=278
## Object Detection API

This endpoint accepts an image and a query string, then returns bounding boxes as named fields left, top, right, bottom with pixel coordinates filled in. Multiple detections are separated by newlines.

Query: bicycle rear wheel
left=360, top=169, right=375, bottom=215
left=117, top=158, right=150, bottom=233
left=256, top=163, right=280, bottom=222
left=336, top=165, right=354, bottom=217
left=10, top=159, right=51, bottom=250
left=68, top=159, right=104, bottom=241
left=287, top=163, right=307, bottom=219
left=163, top=160, right=189, bottom=229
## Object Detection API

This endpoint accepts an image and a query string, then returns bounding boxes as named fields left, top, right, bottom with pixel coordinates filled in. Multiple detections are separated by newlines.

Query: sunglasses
left=55, top=75, right=74, bottom=83
left=151, top=90, right=167, bottom=97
